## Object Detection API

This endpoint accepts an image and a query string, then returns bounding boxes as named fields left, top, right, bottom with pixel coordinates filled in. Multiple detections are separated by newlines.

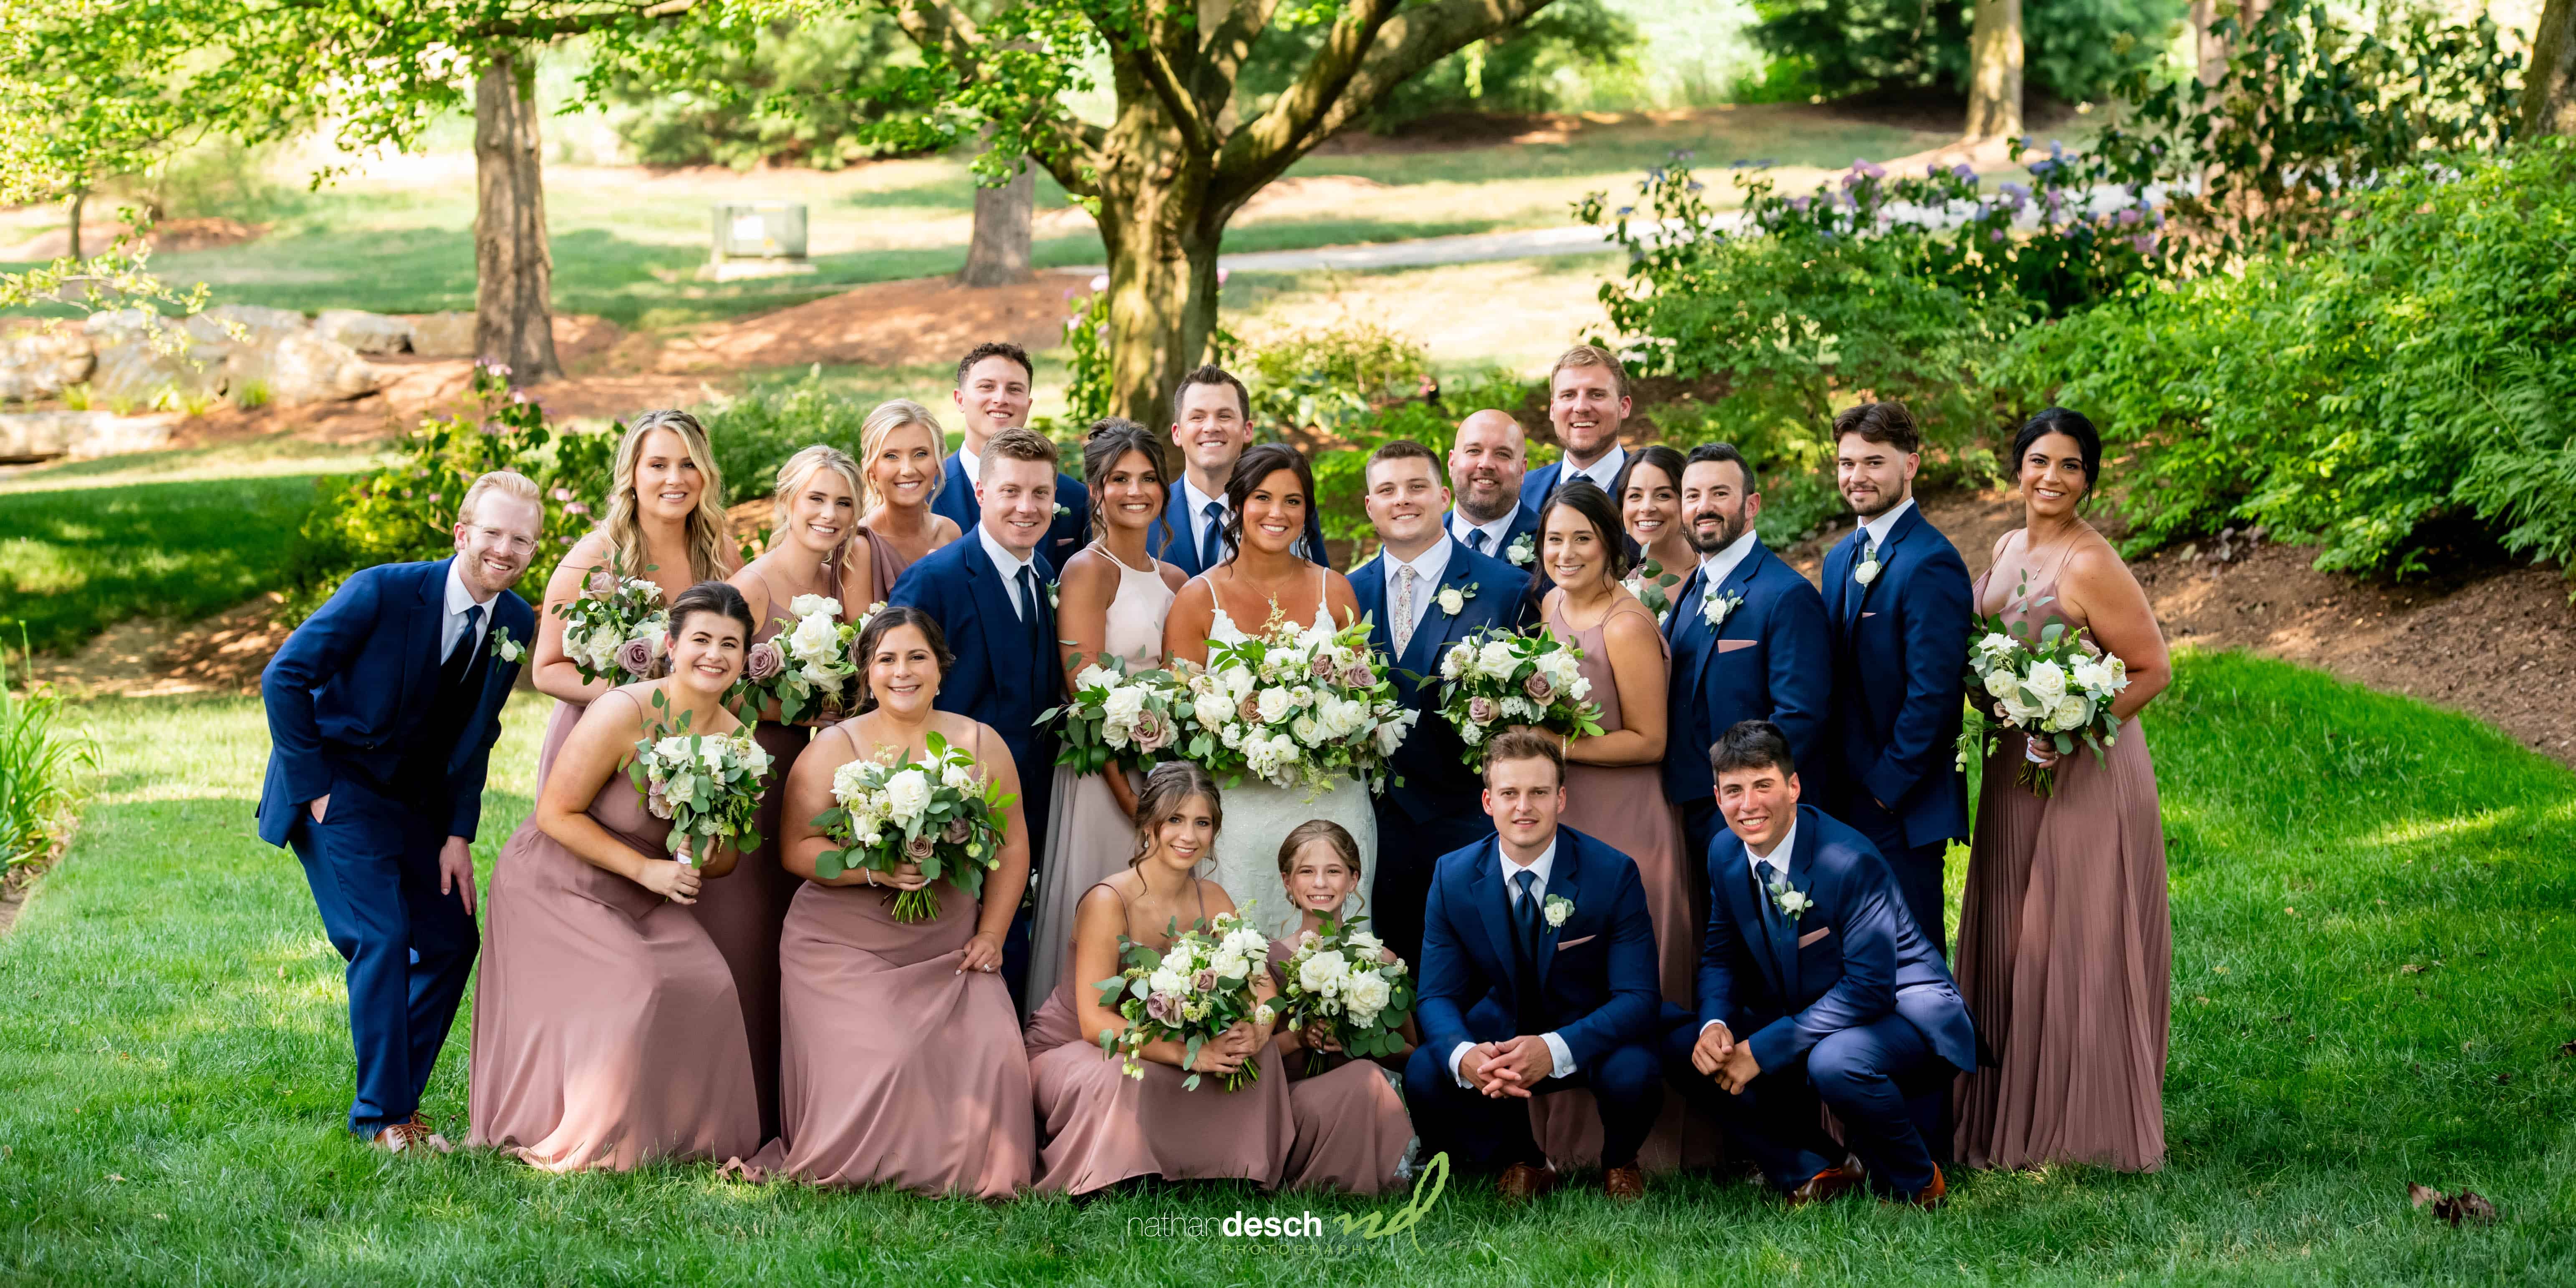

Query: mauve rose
left=1524, top=673, right=1556, bottom=704
left=1146, top=992, right=1181, bottom=1023
left=646, top=784, right=672, bottom=820
left=616, top=637, right=656, bottom=677
left=1238, top=696, right=1264, bottom=724
left=941, top=817, right=972, bottom=844
left=1309, top=653, right=1337, bottom=681
left=905, top=834, right=936, bottom=860
left=1131, top=710, right=1173, bottom=753
left=1192, top=968, right=1218, bottom=992
left=1467, top=696, right=1499, bottom=724
left=1342, top=663, right=1373, bottom=688
left=744, top=641, right=783, bottom=681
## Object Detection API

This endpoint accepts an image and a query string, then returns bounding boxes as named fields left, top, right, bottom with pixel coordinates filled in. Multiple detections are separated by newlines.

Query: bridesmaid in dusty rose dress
left=724, top=444, right=879, bottom=1140
left=1269, top=820, right=1415, bottom=1195
left=1026, top=420, right=1186, bottom=1014
left=1955, top=408, right=2174, bottom=1173
left=468, top=582, right=763, bottom=1171
left=527, top=410, right=739, bottom=787
left=747, top=607, right=1036, bottom=1195
left=1528, top=480, right=1716, bottom=1172
left=853, top=400, right=962, bottom=591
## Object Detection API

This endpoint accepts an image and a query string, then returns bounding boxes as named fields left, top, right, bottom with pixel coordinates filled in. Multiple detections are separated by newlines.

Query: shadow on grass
left=0, top=475, right=322, bottom=655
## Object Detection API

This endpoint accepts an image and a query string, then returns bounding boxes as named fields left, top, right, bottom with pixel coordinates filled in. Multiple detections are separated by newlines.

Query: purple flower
left=646, top=783, right=672, bottom=820
left=744, top=641, right=782, bottom=681
left=1341, top=663, right=1373, bottom=689
left=941, top=817, right=972, bottom=844
left=2117, top=207, right=2143, bottom=226
left=1523, top=673, right=1556, bottom=705
left=2129, top=233, right=2159, bottom=255
left=616, top=637, right=656, bottom=677
left=1146, top=992, right=1181, bottom=1024
left=1309, top=654, right=1338, bottom=681
left=1466, top=696, right=1499, bottom=725
left=1191, top=968, right=1218, bottom=992
left=1953, top=163, right=1977, bottom=181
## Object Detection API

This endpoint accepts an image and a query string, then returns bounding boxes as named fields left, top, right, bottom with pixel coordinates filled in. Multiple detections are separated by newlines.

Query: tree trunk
left=1963, top=0, right=2023, bottom=140
left=473, top=48, right=561, bottom=382
left=2529, top=0, right=2576, bottom=138
left=960, top=146, right=1036, bottom=287
left=66, top=188, right=84, bottom=261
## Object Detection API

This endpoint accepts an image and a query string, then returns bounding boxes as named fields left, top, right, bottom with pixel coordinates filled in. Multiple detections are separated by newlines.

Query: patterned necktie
left=1468, top=529, right=1490, bottom=555
left=1391, top=564, right=1418, bottom=658
left=1200, top=500, right=1226, bottom=570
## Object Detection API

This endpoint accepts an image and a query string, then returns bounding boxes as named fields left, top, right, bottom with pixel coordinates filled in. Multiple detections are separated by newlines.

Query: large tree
left=873, top=0, right=1559, bottom=427
left=2532, top=0, right=2576, bottom=136
left=1962, top=0, right=2022, bottom=140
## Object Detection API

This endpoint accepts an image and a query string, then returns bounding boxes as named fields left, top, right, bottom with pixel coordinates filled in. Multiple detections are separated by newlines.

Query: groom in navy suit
left=888, top=426, right=1066, bottom=1005
left=1667, top=721, right=1977, bottom=1207
left=1820, top=402, right=1973, bottom=955
left=931, top=342, right=1091, bottom=564
left=1348, top=438, right=1530, bottom=967
left=1662, top=444, right=1832, bottom=863
left=257, top=471, right=543, bottom=1153
left=1145, top=365, right=1328, bottom=576
left=1405, top=731, right=1671, bottom=1202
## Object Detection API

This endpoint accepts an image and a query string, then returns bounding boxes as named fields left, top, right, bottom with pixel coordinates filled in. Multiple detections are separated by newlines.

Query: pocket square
left=1862, top=611, right=1879, bottom=618
left=1555, top=934, right=1597, bottom=951
left=1796, top=926, right=1832, bottom=948
left=1716, top=639, right=1757, bottom=654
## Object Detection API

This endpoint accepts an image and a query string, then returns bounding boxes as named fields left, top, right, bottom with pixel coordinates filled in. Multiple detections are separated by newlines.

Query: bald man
left=1446, top=409, right=1544, bottom=573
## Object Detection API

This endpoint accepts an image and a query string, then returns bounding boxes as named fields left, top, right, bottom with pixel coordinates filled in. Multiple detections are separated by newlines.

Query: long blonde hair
left=605, top=410, right=732, bottom=582
left=770, top=444, right=865, bottom=568
left=859, top=399, right=947, bottom=513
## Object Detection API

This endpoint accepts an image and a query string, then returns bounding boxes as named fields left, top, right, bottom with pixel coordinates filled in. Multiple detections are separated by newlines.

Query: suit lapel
left=1399, top=550, right=1479, bottom=677
left=1825, top=534, right=1855, bottom=625
left=1774, top=813, right=1821, bottom=998
left=1535, top=833, right=1579, bottom=991
left=1716, top=843, right=1791, bottom=1001
left=408, top=560, right=449, bottom=714
left=1467, top=844, right=1523, bottom=993
left=960, top=544, right=1023, bottom=694
left=1350, top=557, right=1394, bottom=663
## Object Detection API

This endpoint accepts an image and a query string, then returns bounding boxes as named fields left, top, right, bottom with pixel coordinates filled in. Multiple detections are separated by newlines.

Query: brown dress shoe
left=370, top=1120, right=441, bottom=1156
left=1602, top=1164, right=1647, bottom=1202
left=1785, top=1165, right=1860, bottom=1208
left=1496, top=1161, right=1560, bottom=1202
left=404, top=1112, right=455, bottom=1153
left=1895, top=1165, right=1946, bottom=1210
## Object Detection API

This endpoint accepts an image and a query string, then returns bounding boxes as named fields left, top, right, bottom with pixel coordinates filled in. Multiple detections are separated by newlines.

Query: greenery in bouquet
left=811, top=732, right=1015, bottom=922
left=628, top=694, right=773, bottom=865
left=736, top=595, right=876, bottom=725
left=555, top=556, right=670, bottom=686
left=1037, top=654, right=1190, bottom=775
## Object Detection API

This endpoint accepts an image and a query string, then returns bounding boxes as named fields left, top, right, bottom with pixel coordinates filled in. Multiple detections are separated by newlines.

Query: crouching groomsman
left=1666, top=720, right=1977, bottom=1207
left=257, top=471, right=544, bottom=1153
left=1405, top=731, right=1672, bottom=1204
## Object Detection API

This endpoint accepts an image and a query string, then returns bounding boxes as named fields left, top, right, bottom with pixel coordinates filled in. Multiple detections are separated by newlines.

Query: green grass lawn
left=0, top=474, right=328, bottom=655
left=0, top=650, right=2569, bottom=1282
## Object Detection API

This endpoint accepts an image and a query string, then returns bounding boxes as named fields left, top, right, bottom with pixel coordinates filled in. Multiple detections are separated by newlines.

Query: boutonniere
left=1435, top=582, right=1478, bottom=615
left=490, top=625, right=525, bottom=663
left=1542, top=894, right=1573, bottom=928
left=1505, top=533, right=1535, bottom=567
left=1701, top=585, right=1745, bottom=629
left=1766, top=873, right=1814, bottom=921
left=1854, top=553, right=1882, bottom=586
left=1045, top=580, right=1060, bottom=610
left=1052, top=502, right=1070, bottom=519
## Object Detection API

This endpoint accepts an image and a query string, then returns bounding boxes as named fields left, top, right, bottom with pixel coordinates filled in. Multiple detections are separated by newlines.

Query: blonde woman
left=527, top=409, right=739, bottom=785
left=855, top=399, right=960, bottom=586
left=720, top=444, right=876, bottom=1140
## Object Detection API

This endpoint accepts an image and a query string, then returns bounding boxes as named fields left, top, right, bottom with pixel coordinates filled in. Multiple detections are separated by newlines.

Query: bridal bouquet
left=629, top=698, right=774, bottom=864
left=1274, top=916, right=1414, bottom=1076
left=737, top=595, right=877, bottom=724
left=810, top=732, right=1015, bottom=921
left=1037, top=655, right=1190, bottom=774
left=1434, top=628, right=1604, bottom=769
left=1957, top=580, right=2132, bottom=796
left=1095, top=910, right=1275, bottom=1091
left=557, top=561, right=669, bottom=685
left=1171, top=613, right=1413, bottom=795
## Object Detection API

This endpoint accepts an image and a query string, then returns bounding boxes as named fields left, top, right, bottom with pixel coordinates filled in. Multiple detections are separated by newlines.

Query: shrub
left=598, top=16, right=932, bottom=170
left=0, top=647, right=94, bottom=886
left=692, top=370, right=873, bottom=507
left=1747, top=0, right=2187, bottom=106
left=1242, top=321, right=1435, bottom=441
left=1296, top=370, right=1537, bottom=549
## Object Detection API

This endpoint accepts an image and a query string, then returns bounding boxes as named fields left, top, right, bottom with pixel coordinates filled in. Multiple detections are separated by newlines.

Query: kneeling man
left=1404, top=729, right=1668, bottom=1203
left=1669, top=719, right=1977, bottom=1207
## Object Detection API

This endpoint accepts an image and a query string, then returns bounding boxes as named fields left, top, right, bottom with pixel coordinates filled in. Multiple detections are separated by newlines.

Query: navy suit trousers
left=1662, top=1011, right=1949, bottom=1195
left=1406, top=1001, right=1665, bottom=1170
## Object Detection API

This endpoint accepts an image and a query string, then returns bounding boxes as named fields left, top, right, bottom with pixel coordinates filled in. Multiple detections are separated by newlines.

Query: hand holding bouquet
left=1171, top=613, right=1413, bottom=796
left=810, top=732, right=1015, bottom=921
left=1957, top=581, right=2132, bottom=796
left=738, top=595, right=876, bottom=724
left=1274, top=916, right=1413, bottom=1076
left=1037, top=655, right=1189, bottom=774
left=629, top=694, right=774, bottom=865
left=556, top=560, right=669, bottom=685
left=1094, top=910, right=1276, bottom=1090
left=1435, top=628, right=1604, bottom=768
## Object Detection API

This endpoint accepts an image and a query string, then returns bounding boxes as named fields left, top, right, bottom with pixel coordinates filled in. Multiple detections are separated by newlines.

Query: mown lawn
left=0, top=475, right=328, bottom=655
left=1, top=650, right=2569, bottom=1283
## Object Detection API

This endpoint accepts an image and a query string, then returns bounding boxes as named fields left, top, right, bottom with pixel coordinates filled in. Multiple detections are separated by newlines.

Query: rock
left=264, top=329, right=379, bottom=404
left=184, top=303, right=307, bottom=345
left=0, top=409, right=177, bottom=461
left=0, top=327, right=96, bottom=402
left=314, top=309, right=416, bottom=355
left=87, top=314, right=225, bottom=409
left=411, top=311, right=477, bottom=358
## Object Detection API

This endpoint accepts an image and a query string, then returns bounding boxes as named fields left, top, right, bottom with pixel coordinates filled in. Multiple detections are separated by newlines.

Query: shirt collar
left=1386, top=533, right=1455, bottom=586
left=1450, top=507, right=1516, bottom=549
left=1567, top=443, right=1627, bottom=491
left=1500, top=833, right=1559, bottom=894
left=1744, top=813, right=1798, bottom=875
left=976, top=520, right=1036, bottom=582
left=443, top=557, right=493, bottom=614
left=1858, top=496, right=1915, bottom=556
left=1698, top=527, right=1760, bottom=588
left=1180, top=475, right=1225, bottom=520
left=954, top=444, right=981, bottom=486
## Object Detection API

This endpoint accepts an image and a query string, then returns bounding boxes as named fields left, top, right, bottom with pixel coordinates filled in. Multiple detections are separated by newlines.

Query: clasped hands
left=1460, top=1035, right=1556, bottom=1098
left=1188, top=1019, right=1268, bottom=1074
left=1691, top=1021, right=1763, bottom=1094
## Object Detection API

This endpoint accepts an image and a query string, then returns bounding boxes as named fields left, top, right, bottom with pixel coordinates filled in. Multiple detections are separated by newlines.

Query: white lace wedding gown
left=1202, top=584, right=1381, bottom=945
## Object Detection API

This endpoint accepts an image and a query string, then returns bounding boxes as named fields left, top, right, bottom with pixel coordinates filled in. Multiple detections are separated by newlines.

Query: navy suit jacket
left=1417, top=828, right=1665, bottom=1070
left=1660, top=539, right=1832, bottom=807
left=256, top=558, right=533, bottom=847
left=1348, top=539, right=1532, bottom=826
left=1823, top=504, right=1974, bottom=848
left=1697, top=805, right=1977, bottom=1075
left=885, top=532, right=1064, bottom=802
left=1518, top=460, right=1567, bottom=509
left=929, top=454, right=1090, bottom=566
left=1146, top=478, right=1331, bottom=578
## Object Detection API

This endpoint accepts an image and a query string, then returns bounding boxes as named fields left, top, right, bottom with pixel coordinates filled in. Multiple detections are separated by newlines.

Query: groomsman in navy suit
left=1820, top=402, right=1973, bottom=955
left=1145, top=365, right=1328, bottom=575
left=1666, top=721, right=1976, bottom=1207
left=1518, top=344, right=1634, bottom=509
left=1446, top=409, right=1544, bottom=570
left=932, top=342, right=1091, bottom=564
left=888, top=426, right=1067, bottom=1004
left=1348, top=438, right=1531, bottom=966
left=1662, top=443, right=1832, bottom=863
left=257, top=471, right=543, bottom=1153
left=1405, top=731, right=1671, bottom=1202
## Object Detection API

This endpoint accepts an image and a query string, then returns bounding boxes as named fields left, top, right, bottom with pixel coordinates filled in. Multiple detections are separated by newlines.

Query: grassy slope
left=0, top=474, right=330, bottom=655
left=0, top=651, right=2569, bottom=1283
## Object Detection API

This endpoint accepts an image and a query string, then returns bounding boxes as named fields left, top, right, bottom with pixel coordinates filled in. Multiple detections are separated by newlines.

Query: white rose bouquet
left=1095, top=910, right=1275, bottom=1091
left=1433, top=627, right=1605, bottom=769
left=736, top=595, right=877, bottom=724
left=809, top=731, right=1016, bottom=922
left=1037, top=654, right=1190, bottom=775
left=1169, top=611, right=1413, bottom=796
left=1273, top=916, right=1414, bottom=1076
left=628, top=697, right=773, bottom=865
left=1956, top=576, right=2132, bottom=796
left=555, top=561, right=671, bottom=685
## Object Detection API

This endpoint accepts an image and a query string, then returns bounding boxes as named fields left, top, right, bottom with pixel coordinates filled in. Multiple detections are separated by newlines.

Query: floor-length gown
left=1530, top=597, right=1719, bottom=1173
left=1024, top=880, right=1295, bottom=1195
left=1266, top=939, right=1415, bottom=1195
left=1953, top=561, right=2171, bottom=1172
left=1201, top=574, right=1380, bottom=945
left=746, top=723, right=1036, bottom=1195
left=468, top=691, right=762, bottom=1171
left=1026, top=547, right=1178, bottom=1016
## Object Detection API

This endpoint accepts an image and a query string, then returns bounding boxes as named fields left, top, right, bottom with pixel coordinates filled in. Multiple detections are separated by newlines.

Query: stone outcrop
left=314, top=309, right=416, bottom=355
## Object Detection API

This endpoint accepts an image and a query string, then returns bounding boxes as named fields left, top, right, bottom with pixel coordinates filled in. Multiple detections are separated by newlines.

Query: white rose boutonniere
left=1505, top=533, right=1535, bottom=567
left=489, top=625, right=525, bottom=663
left=1435, top=582, right=1478, bottom=616
left=1766, top=874, right=1814, bottom=922
left=1053, top=502, right=1071, bottom=519
left=1542, top=894, right=1573, bottom=928
left=1854, top=556, right=1882, bottom=586
left=1046, top=580, right=1060, bottom=610
left=1702, top=585, right=1746, bottom=629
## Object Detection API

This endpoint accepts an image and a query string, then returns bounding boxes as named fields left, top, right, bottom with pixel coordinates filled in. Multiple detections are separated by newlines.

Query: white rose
left=1076, top=663, right=1118, bottom=692
left=663, top=771, right=698, bottom=808
left=883, top=767, right=933, bottom=824
left=2048, top=693, right=2094, bottom=732
left=786, top=611, right=842, bottom=666
left=1979, top=631, right=2017, bottom=658
left=787, top=594, right=843, bottom=621
left=1440, top=644, right=1468, bottom=680
left=941, top=759, right=976, bottom=792
left=2024, top=660, right=2068, bottom=704
left=1983, top=670, right=2019, bottom=703
left=1476, top=639, right=1519, bottom=681
left=830, top=760, right=872, bottom=804
left=2001, top=694, right=2042, bottom=727
left=1291, top=715, right=1321, bottom=746
left=1256, top=686, right=1294, bottom=724
left=1193, top=693, right=1232, bottom=728
left=698, top=740, right=729, bottom=770
left=1343, top=970, right=1390, bottom=1014
left=1298, top=950, right=1350, bottom=994
left=1436, top=587, right=1466, bottom=615
left=1221, top=666, right=1256, bottom=700
left=1147, top=968, right=1188, bottom=998
left=1103, top=685, right=1148, bottom=725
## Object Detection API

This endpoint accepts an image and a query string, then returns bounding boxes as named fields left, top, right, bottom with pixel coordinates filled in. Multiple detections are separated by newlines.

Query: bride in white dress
left=1162, top=444, right=1381, bottom=944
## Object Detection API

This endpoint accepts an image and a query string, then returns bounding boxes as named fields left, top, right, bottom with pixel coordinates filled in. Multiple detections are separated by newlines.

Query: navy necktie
left=1513, top=869, right=1543, bottom=958
left=1468, top=529, right=1490, bottom=555
left=1756, top=860, right=1784, bottom=925
left=1200, top=500, right=1226, bottom=570
left=1015, top=564, right=1039, bottom=625
left=445, top=603, right=484, bottom=671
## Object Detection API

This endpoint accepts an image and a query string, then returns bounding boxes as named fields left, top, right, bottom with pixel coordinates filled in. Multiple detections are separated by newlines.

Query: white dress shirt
left=1382, top=535, right=1456, bottom=643
left=440, top=559, right=495, bottom=660
left=1179, top=476, right=1228, bottom=556
left=1856, top=495, right=1915, bottom=562
left=1563, top=442, right=1629, bottom=494
left=977, top=522, right=1037, bottom=620
left=1450, top=835, right=1577, bottom=1086
left=1449, top=508, right=1516, bottom=558
left=1703, top=815, right=1799, bottom=1037
left=1697, top=526, right=1761, bottom=591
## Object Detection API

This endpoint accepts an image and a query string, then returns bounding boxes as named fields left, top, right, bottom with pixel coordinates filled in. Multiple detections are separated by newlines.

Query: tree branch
left=888, top=0, right=1107, bottom=196
left=1132, top=8, right=1221, bottom=157
left=1195, top=0, right=1282, bottom=98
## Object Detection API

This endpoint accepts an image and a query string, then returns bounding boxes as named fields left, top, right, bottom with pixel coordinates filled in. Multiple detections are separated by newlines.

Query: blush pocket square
left=1555, top=935, right=1597, bottom=951
left=1796, top=926, right=1832, bottom=948
left=1862, top=611, right=1879, bottom=618
left=1716, top=639, right=1757, bottom=654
